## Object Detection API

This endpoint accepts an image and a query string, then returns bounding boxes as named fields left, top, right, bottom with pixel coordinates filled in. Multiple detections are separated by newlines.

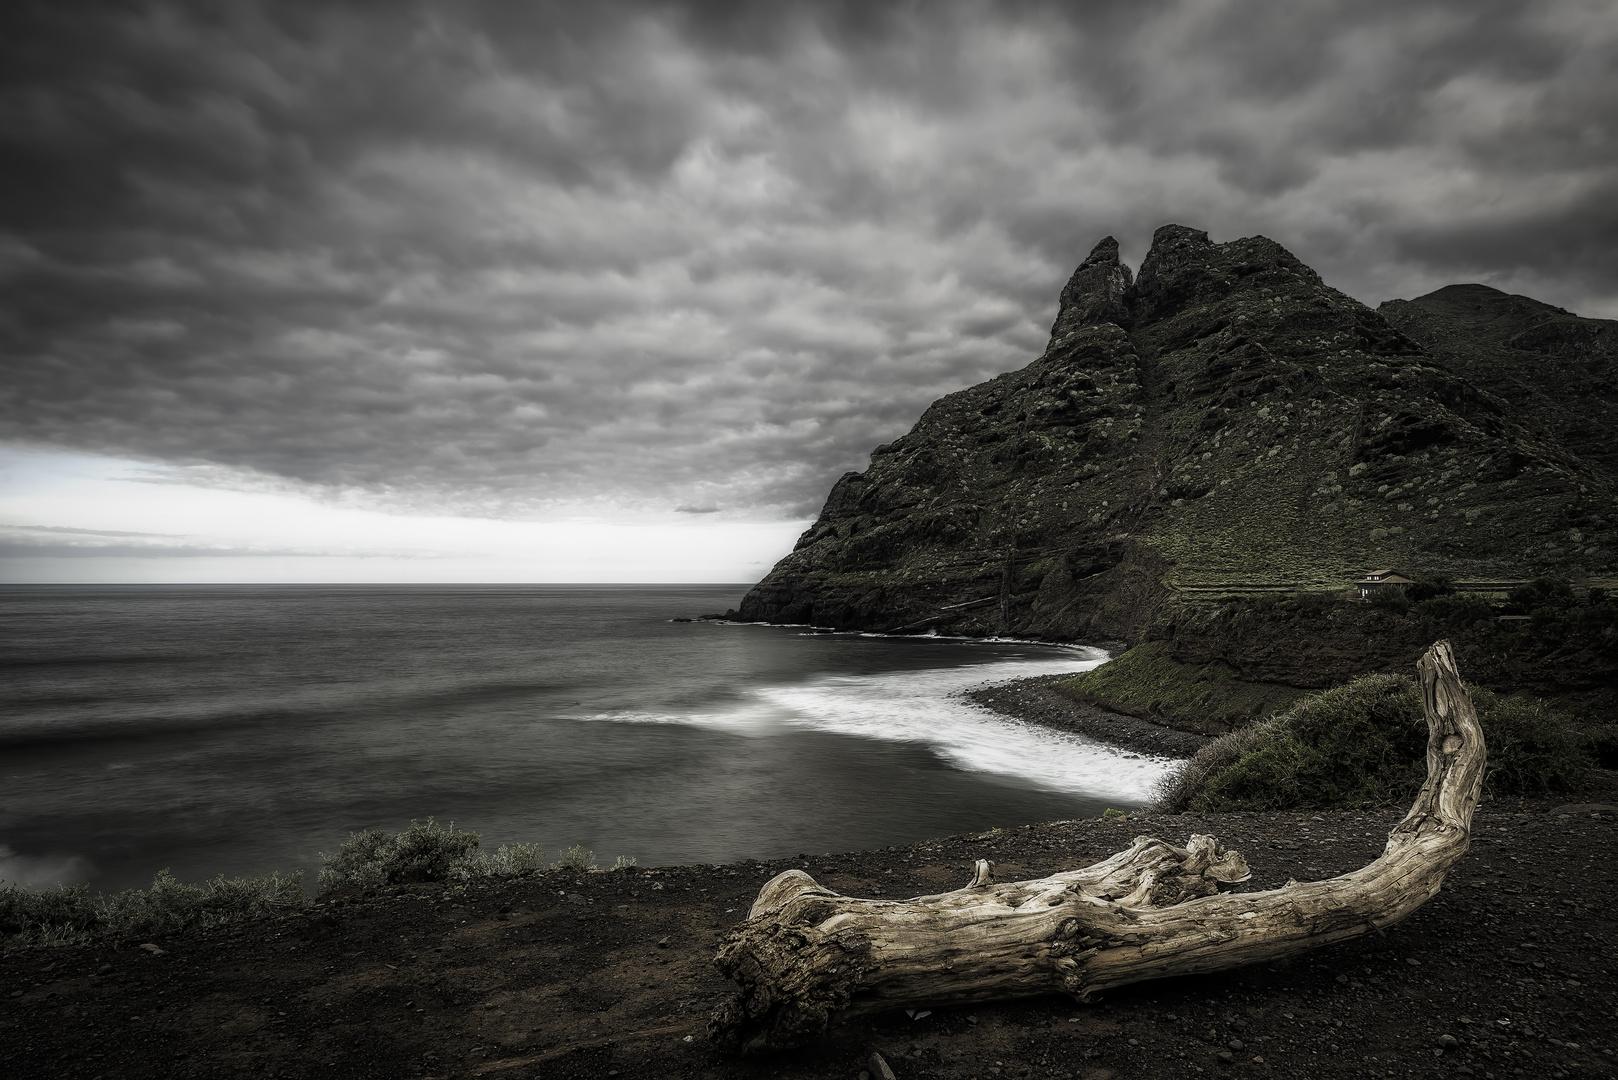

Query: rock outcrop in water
left=732, top=225, right=1618, bottom=641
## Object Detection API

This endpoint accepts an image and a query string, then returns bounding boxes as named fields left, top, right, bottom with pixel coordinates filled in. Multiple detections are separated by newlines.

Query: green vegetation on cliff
left=1055, top=582, right=1616, bottom=746
left=1050, top=640, right=1309, bottom=735
left=1152, top=674, right=1588, bottom=814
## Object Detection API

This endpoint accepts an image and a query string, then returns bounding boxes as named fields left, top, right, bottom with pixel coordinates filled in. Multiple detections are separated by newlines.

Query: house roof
left=1355, top=571, right=1415, bottom=585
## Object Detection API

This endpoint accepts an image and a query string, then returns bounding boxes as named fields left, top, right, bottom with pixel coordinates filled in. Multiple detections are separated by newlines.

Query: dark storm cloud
left=2, top=0, right=1614, bottom=519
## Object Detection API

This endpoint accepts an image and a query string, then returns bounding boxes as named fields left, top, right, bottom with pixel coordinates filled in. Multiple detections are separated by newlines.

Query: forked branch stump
left=711, top=640, right=1485, bottom=1052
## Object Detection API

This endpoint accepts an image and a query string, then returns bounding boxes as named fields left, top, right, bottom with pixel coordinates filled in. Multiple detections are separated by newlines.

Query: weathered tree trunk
left=711, top=640, right=1485, bottom=1052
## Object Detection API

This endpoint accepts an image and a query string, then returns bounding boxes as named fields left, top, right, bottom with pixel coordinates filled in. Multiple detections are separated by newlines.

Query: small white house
left=1355, top=569, right=1416, bottom=599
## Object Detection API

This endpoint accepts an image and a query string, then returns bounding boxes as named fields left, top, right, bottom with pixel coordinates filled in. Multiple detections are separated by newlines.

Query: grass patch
left=1151, top=674, right=1589, bottom=813
left=0, top=870, right=305, bottom=951
left=1052, top=641, right=1308, bottom=734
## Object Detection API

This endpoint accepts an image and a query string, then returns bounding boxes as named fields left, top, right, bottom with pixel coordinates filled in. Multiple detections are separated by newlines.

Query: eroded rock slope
left=734, top=226, right=1617, bottom=640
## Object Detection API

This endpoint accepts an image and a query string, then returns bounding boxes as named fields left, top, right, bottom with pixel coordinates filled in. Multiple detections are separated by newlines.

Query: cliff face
left=734, top=225, right=1618, bottom=640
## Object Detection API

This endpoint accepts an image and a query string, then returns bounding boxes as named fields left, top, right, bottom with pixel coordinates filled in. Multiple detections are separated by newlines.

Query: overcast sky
left=2, top=0, right=1615, bottom=580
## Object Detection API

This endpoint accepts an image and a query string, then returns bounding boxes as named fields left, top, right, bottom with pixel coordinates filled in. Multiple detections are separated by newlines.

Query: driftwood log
left=711, top=640, right=1485, bottom=1052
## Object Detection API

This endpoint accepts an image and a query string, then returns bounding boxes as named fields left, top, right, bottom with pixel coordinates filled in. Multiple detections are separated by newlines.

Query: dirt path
left=4, top=780, right=1616, bottom=1080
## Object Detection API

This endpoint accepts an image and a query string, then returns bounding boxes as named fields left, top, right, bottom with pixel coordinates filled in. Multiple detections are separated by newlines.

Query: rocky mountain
left=732, top=225, right=1618, bottom=642
left=1380, top=284, right=1618, bottom=475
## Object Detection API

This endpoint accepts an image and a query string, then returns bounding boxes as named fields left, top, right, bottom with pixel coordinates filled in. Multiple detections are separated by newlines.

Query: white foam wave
left=589, top=645, right=1174, bottom=802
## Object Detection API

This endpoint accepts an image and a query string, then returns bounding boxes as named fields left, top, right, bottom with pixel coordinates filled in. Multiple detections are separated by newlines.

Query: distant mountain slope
left=734, top=226, right=1617, bottom=639
left=1380, top=284, right=1618, bottom=474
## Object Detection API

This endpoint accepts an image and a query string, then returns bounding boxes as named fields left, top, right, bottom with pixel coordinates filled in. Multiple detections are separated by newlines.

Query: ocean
left=0, top=584, right=1171, bottom=894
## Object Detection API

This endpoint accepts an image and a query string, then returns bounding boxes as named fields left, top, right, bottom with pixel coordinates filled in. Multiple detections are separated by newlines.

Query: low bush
left=554, top=845, right=596, bottom=871
left=465, top=843, right=547, bottom=879
left=1403, top=575, right=1456, bottom=604
left=3, top=817, right=618, bottom=951
left=0, top=870, right=305, bottom=950
left=1366, top=585, right=1411, bottom=614
left=1285, top=591, right=1337, bottom=616
left=317, top=819, right=543, bottom=894
left=1143, top=719, right=1285, bottom=817
left=1411, top=592, right=1495, bottom=627
left=1471, top=687, right=1592, bottom=795
left=1151, top=674, right=1588, bottom=813
left=1504, top=577, right=1576, bottom=616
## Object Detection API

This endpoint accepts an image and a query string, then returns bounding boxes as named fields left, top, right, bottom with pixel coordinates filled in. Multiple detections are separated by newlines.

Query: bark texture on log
left=711, top=640, right=1485, bottom=1052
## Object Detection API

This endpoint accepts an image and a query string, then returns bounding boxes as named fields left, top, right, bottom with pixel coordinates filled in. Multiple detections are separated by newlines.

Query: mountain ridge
left=733, top=225, right=1615, bottom=647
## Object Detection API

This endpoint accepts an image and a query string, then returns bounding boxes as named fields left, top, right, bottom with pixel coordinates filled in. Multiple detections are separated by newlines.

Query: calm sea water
left=0, top=585, right=1170, bottom=893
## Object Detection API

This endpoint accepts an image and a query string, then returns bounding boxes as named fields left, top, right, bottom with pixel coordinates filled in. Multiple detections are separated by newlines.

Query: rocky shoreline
left=961, top=673, right=1214, bottom=761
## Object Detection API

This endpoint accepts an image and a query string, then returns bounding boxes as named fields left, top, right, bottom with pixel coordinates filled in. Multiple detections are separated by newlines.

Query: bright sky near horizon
left=3, top=1, right=1615, bottom=582
left=0, top=447, right=806, bottom=582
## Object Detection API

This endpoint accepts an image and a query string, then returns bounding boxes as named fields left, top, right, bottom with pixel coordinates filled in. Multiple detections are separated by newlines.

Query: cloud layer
left=4, top=0, right=1615, bottom=520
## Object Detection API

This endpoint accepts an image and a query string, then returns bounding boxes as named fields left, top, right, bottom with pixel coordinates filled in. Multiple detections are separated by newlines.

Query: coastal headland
left=728, top=225, right=1617, bottom=744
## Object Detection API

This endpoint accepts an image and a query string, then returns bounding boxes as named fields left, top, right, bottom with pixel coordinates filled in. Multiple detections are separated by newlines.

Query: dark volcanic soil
left=4, top=697, right=1616, bottom=1080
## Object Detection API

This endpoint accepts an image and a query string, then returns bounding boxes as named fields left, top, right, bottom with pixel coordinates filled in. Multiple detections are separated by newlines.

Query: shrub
left=1469, top=688, right=1590, bottom=795
left=317, top=819, right=543, bottom=894
left=1403, top=575, right=1455, bottom=603
left=463, top=843, right=546, bottom=879
left=1147, top=718, right=1287, bottom=815
left=0, top=870, right=305, bottom=951
left=1367, top=585, right=1411, bottom=613
left=1412, top=592, right=1495, bottom=627
left=5, top=818, right=559, bottom=951
left=1150, top=674, right=1588, bottom=813
left=318, top=819, right=481, bottom=894
left=1285, top=591, right=1337, bottom=615
left=555, top=846, right=596, bottom=871
left=1504, top=577, right=1575, bottom=615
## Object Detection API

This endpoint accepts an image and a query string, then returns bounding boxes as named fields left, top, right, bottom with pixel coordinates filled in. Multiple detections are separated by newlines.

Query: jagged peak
left=1045, top=223, right=1349, bottom=352
left=1079, top=234, right=1123, bottom=267
left=1147, top=223, right=1213, bottom=250
left=1130, top=225, right=1333, bottom=327
left=1046, top=235, right=1136, bottom=345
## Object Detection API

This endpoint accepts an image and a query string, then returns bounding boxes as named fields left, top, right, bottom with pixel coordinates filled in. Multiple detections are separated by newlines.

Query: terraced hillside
left=733, top=225, right=1617, bottom=641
